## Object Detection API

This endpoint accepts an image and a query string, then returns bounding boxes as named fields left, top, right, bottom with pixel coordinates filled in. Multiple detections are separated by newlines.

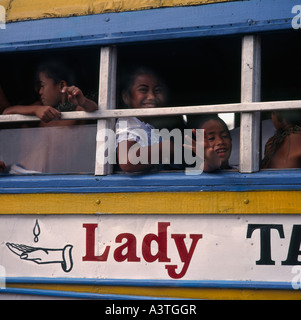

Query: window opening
left=0, top=33, right=301, bottom=176
left=0, top=47, right=100, bottom=174
left=114, top=37, right=241, bottom=174
left=260, top=31, right=301, bottom=170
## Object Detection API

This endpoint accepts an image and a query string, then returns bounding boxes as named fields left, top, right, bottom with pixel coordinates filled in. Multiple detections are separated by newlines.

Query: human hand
left=183, top=128, right=204, bottom=160
left=6, top=242, right=73, bottom=272
left=184, top=129, right=222, bottom=172
left=6, top=243, right=52, bottom=264
left=61, top=86, right=85, bottom=107
left=35, top=106, right=61, bottom=123
left=183, top=128, right=204, bottom=174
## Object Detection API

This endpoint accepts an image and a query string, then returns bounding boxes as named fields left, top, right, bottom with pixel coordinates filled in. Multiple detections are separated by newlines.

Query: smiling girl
left=116, top=66, right=178, bottom=172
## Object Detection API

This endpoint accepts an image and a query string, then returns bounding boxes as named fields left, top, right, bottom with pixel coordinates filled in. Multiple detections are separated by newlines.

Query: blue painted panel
left=0, top=0, right=298, bottom=52
left=0, top=170, right=300, bottom=193
left=1, top=278, right=295, bottom=298
left=5, top=276, right=295, bottom=290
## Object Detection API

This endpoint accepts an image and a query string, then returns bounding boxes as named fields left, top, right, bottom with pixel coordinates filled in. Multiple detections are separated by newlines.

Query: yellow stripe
left=0, top=0, right=9, bottom=10
left=0, top=191, right=301, bottom=214
left=1, top=0, right=238, bottom=22
left=6, top=283, right=301, bottom=300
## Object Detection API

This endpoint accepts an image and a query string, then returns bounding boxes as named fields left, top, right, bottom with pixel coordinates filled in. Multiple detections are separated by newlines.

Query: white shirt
left=116, top=117, right=161, bottom=148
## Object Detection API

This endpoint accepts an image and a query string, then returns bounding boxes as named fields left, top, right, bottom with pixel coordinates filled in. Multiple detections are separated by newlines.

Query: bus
left=0, top=0, right=301, bottom=300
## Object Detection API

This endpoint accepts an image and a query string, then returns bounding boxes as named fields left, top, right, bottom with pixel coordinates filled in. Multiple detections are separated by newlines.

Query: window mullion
left=240, top=35, right=261, bottom=173
left=95, top=46, right=117, bottom=176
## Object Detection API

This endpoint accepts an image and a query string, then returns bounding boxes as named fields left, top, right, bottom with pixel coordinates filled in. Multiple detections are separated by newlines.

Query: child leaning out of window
left=3, top=60, right=97, bottom=125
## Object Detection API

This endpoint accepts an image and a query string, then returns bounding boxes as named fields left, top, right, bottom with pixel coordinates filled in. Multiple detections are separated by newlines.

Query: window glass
left=0, top=124, right=97, bottom=174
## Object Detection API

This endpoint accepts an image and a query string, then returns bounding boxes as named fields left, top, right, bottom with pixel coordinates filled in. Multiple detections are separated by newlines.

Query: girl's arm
left=3, top=105, right=61, bottom=123
left=117, top=139, right=174, bottom=173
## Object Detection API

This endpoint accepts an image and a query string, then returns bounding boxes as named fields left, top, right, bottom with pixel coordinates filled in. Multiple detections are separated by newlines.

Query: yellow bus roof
left=1, top=0, right=237, bottom=22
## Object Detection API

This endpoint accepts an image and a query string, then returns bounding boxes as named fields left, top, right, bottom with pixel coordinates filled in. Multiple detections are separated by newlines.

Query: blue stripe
left=5, top=277, right=296, bottom=291
left=0, top=0, right=297, bottom=52
left=0, top=170, right=300, bottom=194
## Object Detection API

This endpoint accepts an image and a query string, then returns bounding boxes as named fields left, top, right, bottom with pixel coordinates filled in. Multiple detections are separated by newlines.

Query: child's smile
left=124, top=74, right=165, bottom=109
left=201, top=119, right=232, bottom=167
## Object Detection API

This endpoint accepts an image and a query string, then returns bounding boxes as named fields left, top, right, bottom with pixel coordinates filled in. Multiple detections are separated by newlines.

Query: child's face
left=124, top=74, right=166, bottom=109
left=201, top=119, right=232, bottom=165
left=39, top=72, right=62, bottom=107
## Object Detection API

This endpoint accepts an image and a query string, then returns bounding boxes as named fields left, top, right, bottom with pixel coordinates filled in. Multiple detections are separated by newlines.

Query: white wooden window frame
left=95, top=46, right=117, bottom=175
left=240, top=35, right=261, bottom=173
left=0, top=36, right=300, bottom=175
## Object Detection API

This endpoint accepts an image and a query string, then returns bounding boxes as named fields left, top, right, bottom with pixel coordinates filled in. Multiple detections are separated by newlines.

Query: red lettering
left=114, top=233, right=141, bottom=262
left=82, top=222, right=202, bottom=280
left=166, top=234, right=202, bottom=279
left=82, top=223, right=110, bottom=261
left=142, top=222, right=171, bottom=263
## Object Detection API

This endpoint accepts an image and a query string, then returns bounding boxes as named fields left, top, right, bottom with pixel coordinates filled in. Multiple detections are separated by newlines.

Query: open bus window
left=0, top=47, right=99, bottom=175
left=260, top=31, right=301, bottom=170
left=116, top=36, right=241, bottom=173
left=262, top=32, right=301, bottom=103
left=204, top=31, right=301, bottom=171
left=1, top=32, right=300, bottom=176
left=0, top=48, right=100, bottom=108
left=117, top=36, right=241, bottom=108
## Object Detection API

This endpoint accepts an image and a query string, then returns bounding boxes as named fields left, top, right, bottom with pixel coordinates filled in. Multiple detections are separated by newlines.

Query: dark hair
left=277, top=110, right=301, bottom=127
left=36, top=59, right=76, bottom=85
left=187, top=114, right=230, bottom=132
left=120, top=65, right=166, bottom=97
